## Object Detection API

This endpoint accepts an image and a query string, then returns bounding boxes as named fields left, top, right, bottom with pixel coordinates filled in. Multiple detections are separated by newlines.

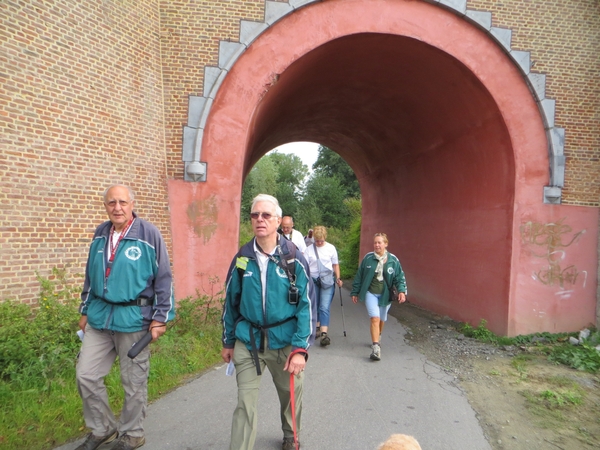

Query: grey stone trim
left=528, top=73, right=546, bottom=101
left=549, top=128, right=566, bottom=186
left=511, top=50, right=531, bottom=75
left=187, top=96, right=207, bottom=128
left=184, top=161, right=207, bottom=182
left=541, top=99, right=555, bottom=129
left=182, top=0, right=565, bottom=203
left=438, top=0, right=467, bottom=15
left=490, top=27, right=513, bottom=51
left=289, top=0, right=320, bottom=8
left=543, top=126, right=565, bottom=203
left=465, top=10, right=492, bottom=30
left=544, top=186, right=562, bottom=204
left=240, top=20, right=269, bottom=46
left=219, top=41, right=246, bottom=72
left=265, top=1, right=294, bottom=25
left=203, top=66, right=227, bottom=99
left=182, top=124, right=198, bottom=162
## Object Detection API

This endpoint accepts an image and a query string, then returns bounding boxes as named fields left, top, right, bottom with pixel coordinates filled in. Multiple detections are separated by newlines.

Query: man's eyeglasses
left=106, top=200, right=131, bottom=208
left=250, top=212, right=275, bottom=220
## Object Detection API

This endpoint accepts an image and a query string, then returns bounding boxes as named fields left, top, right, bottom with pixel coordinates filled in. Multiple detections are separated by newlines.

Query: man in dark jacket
left=222, top=194, right=316, bottom=450
left=75, top=185, right=175, bottom=450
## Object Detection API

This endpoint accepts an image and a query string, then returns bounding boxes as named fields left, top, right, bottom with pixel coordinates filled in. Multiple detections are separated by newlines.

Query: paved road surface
left=56, top=287, right=491, bottom=450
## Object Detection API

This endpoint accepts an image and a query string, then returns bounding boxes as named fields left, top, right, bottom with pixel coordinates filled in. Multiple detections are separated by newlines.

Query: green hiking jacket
left=222, top=236, right=316, bottom=352
left=79, top=213, right=175, bottom=332
left=351, top=251, right=407, bottom=306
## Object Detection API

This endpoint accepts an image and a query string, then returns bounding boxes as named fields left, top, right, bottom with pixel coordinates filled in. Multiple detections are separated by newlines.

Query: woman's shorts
left=365, top=291, right=391, bottom=321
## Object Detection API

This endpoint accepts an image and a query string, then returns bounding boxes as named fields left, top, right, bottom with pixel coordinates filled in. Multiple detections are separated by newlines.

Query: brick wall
left=469, top=0, right=600, bottom=206
left=1, top=0, right=598, bottom=304
left=0, top=0, right=170, bottom=303
left=159, top=0, right=267, bottom=180
left=159, top=0, right=599, bottom=204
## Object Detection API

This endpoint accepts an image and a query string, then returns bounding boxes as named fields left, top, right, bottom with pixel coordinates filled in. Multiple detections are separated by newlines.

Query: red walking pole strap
left=287, top=348, right=308, bottom=450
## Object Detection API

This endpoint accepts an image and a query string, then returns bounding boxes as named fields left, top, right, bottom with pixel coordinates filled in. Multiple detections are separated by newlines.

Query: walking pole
left=339, top=286, right=347, bottom=337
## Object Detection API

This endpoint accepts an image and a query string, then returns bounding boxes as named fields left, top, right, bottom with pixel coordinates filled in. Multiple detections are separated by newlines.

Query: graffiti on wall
left=520, top=217, right=587, bottom=291
left=187, top=195, right=218, bottom=243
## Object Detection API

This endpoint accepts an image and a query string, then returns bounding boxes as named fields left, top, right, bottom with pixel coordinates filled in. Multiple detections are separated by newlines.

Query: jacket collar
left=238, top=234, right=294, bottom=259
left=100, top=211, right=139, bottom=239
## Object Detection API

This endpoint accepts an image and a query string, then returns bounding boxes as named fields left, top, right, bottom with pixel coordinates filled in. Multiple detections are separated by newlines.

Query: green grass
left=518, top=374, right=588, bottom=435
left=0, top=270, right=224, bottom=450
left=549, top=343, right=600, bottom=373
left=511, top=355, right=530, bottom=380
left=522, top=384, right=585, bottom=415
left=459, top=319, right=600, bottom=374
left=539, top=389, right=583, bottom=407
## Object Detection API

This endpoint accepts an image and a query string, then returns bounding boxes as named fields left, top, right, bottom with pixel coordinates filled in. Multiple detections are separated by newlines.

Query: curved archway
left=247, top=31, right=516, bottom=334
left=184, top=0, right=564, bottom=203
left=168, top=0, right=597, bottom=335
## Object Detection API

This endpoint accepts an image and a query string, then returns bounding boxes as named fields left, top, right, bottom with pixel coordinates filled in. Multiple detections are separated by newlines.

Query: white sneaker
left=370, top=343, right=381, bottom=361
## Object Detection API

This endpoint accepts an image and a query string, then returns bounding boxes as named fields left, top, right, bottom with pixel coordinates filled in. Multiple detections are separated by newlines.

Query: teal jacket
left=222, top=236, right=316, bottom=352
left=351, top=251, right=407, bottom=306
left=79, top=213, right=175, bottom=332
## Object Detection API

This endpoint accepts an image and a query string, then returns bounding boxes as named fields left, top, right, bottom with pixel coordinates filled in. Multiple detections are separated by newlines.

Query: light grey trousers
left=76, top=325, right=149, bottom=438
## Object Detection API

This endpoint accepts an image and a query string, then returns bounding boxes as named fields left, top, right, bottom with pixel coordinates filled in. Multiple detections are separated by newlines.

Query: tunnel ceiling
left=248, top=33, right=507, bottom=176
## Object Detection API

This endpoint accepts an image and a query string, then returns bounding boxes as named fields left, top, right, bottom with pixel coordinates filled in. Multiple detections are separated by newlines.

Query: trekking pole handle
left=127, top=332, right=153, bottom=359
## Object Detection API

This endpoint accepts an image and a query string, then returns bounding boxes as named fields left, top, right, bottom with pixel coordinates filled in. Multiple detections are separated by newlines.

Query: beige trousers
left=230, top=340, right=304, bottom=450
left=76, top=324, right=149, bottom=438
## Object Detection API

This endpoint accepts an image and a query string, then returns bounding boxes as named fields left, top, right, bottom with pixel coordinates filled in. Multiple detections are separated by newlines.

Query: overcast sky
left=268, top=141, right=321, bottom=171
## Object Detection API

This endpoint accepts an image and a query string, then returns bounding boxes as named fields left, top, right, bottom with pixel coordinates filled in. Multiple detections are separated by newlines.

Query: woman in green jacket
left=351, top=233, right=407, bottom=361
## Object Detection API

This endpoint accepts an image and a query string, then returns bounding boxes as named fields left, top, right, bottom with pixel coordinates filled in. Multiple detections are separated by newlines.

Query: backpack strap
left=233, top=240, right=298, bottom=375
left=278, top=238, right=297, bottom=286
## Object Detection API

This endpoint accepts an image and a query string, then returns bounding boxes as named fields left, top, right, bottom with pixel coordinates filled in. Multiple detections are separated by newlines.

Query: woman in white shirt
left=305, top=226, right=343, bottom=346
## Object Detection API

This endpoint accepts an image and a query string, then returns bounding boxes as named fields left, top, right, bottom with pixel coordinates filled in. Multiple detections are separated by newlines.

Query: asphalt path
left=56, top=287, right=491, bottom=450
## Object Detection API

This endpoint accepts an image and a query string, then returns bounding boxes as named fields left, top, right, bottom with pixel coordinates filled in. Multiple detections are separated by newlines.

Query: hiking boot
left=282, top=437, right=300, bottom=450
left=112, top=434, right=146, bottom=450
left=320, top=332, right=331, bottom=346
left=370, top=343, right=381, bottom=361
left=75, top=430, right=117, bottom=450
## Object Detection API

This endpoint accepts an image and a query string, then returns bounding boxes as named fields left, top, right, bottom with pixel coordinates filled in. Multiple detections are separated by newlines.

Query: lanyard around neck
left=256, top=241, right=296, bottom=286
left=105, top=218, right=134, bottom=279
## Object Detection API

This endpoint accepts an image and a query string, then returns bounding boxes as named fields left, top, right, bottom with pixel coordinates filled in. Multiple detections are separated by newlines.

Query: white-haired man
left=76, top=185, right=175, bottom=450
left=222, top=194, right=316, bottom=450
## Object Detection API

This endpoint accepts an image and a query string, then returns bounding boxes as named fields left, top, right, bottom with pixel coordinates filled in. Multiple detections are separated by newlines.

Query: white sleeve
left=329, top=243, right=339, bottom=265
left=293, top=230, right=307, bottom=254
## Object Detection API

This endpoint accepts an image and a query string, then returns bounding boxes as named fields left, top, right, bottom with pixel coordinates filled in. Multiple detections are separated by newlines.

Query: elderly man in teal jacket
left=76, top=185, right=175, bottom=450
left=222, top=194, right=316, bottom=450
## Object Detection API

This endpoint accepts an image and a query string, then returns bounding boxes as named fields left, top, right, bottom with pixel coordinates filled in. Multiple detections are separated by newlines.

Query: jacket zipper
left=102, top=235, right=113, bottom=330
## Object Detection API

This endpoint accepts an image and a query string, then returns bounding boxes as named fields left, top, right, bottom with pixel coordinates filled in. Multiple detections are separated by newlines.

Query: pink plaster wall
left=168, top=0, right=598, bottom=335
left=168, top=180, right=242, bottom=300
left=509, top=204, right=599, bottom=335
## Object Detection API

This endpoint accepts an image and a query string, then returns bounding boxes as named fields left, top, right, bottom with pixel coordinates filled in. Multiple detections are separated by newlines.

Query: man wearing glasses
left=222, top=194, right=316, bottom=450
left=75, top=185, right=175, bottom=450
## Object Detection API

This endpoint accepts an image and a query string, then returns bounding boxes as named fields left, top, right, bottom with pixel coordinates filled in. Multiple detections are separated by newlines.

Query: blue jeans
left=313, top=278, right=335, bottom=327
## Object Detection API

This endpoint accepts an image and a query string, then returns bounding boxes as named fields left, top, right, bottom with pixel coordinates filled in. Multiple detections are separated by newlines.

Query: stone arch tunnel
left=250, top=31, right=515, bottom=334
left=168, top=0, right=598, bottom=336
